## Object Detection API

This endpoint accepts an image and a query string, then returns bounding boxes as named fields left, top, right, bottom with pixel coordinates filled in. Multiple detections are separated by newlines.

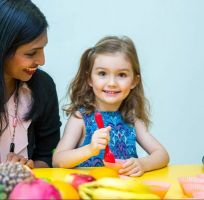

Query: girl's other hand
left=118, top=157, right=145, bottom=177
left=6, top=152, right=34, bottom=169
left=90, top=126, right=111, bottom=156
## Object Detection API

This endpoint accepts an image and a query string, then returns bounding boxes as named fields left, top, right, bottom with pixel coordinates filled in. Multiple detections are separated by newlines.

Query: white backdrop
left=32, top=0, right=204, bottom=164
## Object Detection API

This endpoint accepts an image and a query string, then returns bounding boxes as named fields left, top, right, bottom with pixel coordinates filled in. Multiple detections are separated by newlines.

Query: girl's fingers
left=97, top=138, right=109, bottom=145
left=130, top=170, right=144, bottom=177
left=96, top=126, right=111, bottom=137
left=121, top=158, right=135, bottom=168
left=119, top=164, right=135, bottom=174
left=122, top=167, right=139, bottom=176
left=120, top=165, right=141, bottom=176
left=97, top=143, right=107, bottom=149
left=93, top=132, right=110, bottom=144
left=105, top=126, right=111, bottom=131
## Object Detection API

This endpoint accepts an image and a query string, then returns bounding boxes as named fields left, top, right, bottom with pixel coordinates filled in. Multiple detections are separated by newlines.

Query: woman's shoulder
left=33, top=69, right=55, bottom=85
left=28, top=69, right=56, bottom=94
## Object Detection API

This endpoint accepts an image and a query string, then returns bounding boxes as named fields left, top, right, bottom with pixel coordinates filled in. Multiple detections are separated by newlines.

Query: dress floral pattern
left=78, top=109, right=138, bottom=167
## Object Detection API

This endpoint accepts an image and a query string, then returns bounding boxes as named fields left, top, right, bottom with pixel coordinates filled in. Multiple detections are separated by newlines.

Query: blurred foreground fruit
left=0, top=184, right=7, bottom=199
left=9, top=178, right=61, bottom=200
left=65, top=173, right=95, bottom=189
left=89, top=167, right=118, bottom=179
left=143, top=180, right=171, bottom=199
left=78, top=177, right=160, bottom=199
left=52, top=180, right=80, bottom=199
left=81, top=187, right=160, bottom=199
left=0, top=162, right=32, bottom=196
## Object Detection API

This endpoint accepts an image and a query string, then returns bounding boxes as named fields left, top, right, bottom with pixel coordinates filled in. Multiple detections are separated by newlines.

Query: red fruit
left=66, top=173, right=95, bottom=189
left=9, top=178, right=61, bottom=199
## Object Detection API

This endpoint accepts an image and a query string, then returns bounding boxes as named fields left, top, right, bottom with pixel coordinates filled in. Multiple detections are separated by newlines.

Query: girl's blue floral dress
left=78, top=109, right=138, bottom=167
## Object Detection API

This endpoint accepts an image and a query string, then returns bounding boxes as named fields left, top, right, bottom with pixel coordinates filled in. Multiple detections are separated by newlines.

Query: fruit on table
left=181, top=183, right=204, bottom=197
left=78, top=177, right=159, bottom=199
left=40, top=177, right=52, bottom=183
left=0, top=184, right=7, bottom=200
left=93, top=177, right=151, bottom=193
left=52, top=180, right=80, bottom=199
left=103, top=159, right=125, bottom=172
left=0, top=162, right=32, bottom=196
left=65, top=173, right=95, bottom=189
left=178, top=175, right=204, bottom=197
left=9, top=178, right=61, bottom=200
left=178, top=176, right=204, bottom=185
left=143, top=180, right=171, bottom=199
left=193, top=191, right=204, bottom=199
left=197, top=174, right=204, bottom=179
left=82, top=187, right=160, bottom=199
left=89, top=167, right=118, bottom=179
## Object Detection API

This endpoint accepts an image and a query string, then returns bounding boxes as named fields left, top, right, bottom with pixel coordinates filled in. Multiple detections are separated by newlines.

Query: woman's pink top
left=0, top=83, right=32, bottom=163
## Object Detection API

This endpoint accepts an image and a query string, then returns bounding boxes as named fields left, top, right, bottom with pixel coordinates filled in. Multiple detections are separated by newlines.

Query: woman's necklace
left=9, top=84, right=19, bottom=153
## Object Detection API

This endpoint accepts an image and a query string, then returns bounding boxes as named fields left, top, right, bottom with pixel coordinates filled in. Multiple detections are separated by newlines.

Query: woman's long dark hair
left=0, top=0, right=48, bottom=134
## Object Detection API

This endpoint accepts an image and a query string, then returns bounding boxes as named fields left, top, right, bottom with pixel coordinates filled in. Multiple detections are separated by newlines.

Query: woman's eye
left=25, top=52, right=36, bottom=57
left=98, top=71, right=106, bottom=76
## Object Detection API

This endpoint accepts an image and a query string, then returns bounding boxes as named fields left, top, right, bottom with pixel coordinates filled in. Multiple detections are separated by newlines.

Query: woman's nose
left=35, top=50, right=45, bottom=66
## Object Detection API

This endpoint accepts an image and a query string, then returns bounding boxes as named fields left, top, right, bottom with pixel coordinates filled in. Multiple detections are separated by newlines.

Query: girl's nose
left=107, top=75, right=117, bottom=86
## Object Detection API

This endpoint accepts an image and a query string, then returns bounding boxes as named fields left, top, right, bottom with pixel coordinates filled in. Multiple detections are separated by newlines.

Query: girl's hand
left=119, top=157, right=145, bottom=177
left=90, top=126, right=111, bottom=156
left=6, top=153, right=35, bottom=169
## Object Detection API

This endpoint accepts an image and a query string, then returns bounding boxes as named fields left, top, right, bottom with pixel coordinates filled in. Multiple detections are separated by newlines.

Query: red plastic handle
left=94, top=112, right=104, bottom=128
left=94, top=112, right=116, bottom=163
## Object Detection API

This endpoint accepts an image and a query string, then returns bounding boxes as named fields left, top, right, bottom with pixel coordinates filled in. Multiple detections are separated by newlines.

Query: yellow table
left=33, top=164, right=204, bottom=199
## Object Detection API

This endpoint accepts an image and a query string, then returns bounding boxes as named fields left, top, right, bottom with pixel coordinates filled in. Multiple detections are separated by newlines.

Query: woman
left=0, top=0, right=61, bottom=168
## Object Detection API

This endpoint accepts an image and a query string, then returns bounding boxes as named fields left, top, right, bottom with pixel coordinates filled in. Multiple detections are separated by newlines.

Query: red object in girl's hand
left=94, top=112, right=116, bottom=163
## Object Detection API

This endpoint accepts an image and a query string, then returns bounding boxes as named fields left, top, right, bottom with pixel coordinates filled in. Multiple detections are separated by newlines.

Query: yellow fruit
left=96, top=177, right=151, bottom=193
left=89, top=167, right=118, bottom=179
left=52, top=180, right=80, bottom=199
left=91, top=187, right=160, bottom=199
left=78, top=178, right=160, bottom=199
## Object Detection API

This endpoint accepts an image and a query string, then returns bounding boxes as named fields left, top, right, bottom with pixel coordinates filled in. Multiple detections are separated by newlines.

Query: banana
left=78, top=185, right=92, bottom=200
left=87, top=187, right=160, bottom=199
left=95, top=177, right=151, bottom=193
left=78, top=177, right=160, bottom=199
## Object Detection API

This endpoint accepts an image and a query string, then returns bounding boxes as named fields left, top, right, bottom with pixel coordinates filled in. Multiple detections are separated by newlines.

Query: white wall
left=32, top=0, right=204, bottom=165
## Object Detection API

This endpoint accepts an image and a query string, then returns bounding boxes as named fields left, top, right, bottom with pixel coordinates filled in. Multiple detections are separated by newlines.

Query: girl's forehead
left=93, top=53, right=132, bottom=70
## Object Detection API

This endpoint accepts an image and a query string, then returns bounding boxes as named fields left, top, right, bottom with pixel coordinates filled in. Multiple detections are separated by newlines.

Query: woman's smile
left=23, top=67, right=38, bottom=75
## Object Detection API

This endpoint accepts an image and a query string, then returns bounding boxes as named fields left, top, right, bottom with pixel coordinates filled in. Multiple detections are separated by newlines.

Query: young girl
left=53, top=36, right=169, bottom=176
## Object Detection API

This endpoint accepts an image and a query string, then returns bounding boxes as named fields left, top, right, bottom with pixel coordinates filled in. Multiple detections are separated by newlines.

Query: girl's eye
left=98, top=71, right=106, bottom=76
left=118, top=73, right=127, bottom=78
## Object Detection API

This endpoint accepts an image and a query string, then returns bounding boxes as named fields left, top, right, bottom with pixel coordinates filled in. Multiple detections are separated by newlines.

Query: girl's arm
left=52, top=112, right=110, bottom=168
left=119, top=119, right=169, bottom=176
left=135, top=119, right=169, bottom=172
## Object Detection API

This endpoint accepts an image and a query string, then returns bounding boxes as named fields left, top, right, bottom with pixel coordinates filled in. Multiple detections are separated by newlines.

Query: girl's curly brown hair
left=64, top=36, right=150, bottom=128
